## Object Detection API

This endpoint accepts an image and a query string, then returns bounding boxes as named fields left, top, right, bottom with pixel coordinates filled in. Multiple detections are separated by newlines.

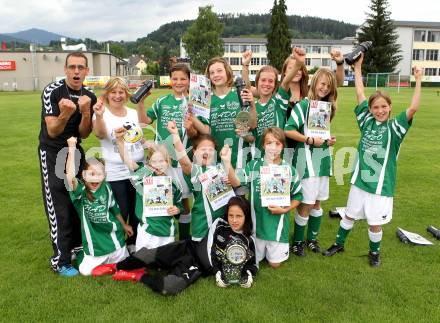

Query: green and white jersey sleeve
left=132, top=164, right=183, bottom=237
left=284, top=97, right=332, bottom=179
left=183, top=164, right=225, bottom=240
left=238, top=159, right=303, bottom=243
left=350, top=100, right=412, bottom=196
left=209, top=88, right=250, bottom=169
left=252, top=87, right=290, bottom=150
left=146, top=94, right=190, bottom=167
left=69, top=181, right=125, bottom=257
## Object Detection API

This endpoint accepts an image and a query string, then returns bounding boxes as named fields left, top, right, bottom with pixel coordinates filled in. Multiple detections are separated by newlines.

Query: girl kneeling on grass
left=114, top=127, right=184, bottom=252
left=92, top=196, right=258, bottom=295
left=66, top=137, right=133, bottom=276
left=323, top=54, right=423, bottom=267
left=223, top=127, right=303, bottom=268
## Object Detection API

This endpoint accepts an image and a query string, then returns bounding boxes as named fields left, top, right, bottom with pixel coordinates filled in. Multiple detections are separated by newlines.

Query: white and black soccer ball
left=122, top=121, right=143, bottom=143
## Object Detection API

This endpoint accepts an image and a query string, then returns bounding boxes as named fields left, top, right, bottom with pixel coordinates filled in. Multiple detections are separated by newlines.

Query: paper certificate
left=306, top=100, right=332, bottom=140
left=260, top=165, right=291, bottom=207
left=143, top=176, right=173, bottom=217
left=189, top=73, right=211, bottom=120
left=199, top=165, right=235, bottom=211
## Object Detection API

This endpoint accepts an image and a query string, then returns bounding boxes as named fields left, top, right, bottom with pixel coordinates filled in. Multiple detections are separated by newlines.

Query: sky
left=0, top=0, right=439, bottom=41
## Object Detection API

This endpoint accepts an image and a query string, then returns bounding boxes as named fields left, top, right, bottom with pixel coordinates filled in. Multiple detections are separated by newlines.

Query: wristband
left=312, top=137, right=315, bottom=146
left=336, top=60, right=344, bottom=66
left=305, top=137, right=310, bottom=145
left=242, top=64, right=249, bottom=67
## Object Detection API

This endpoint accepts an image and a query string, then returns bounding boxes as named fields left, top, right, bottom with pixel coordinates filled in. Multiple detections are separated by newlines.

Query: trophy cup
left=217, top=239, right=252, bottom=284
left=234, top=77, right=251, bottom=138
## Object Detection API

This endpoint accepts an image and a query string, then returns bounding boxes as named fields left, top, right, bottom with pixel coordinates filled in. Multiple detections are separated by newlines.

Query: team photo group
left=38, top=43, right=422, bottom=295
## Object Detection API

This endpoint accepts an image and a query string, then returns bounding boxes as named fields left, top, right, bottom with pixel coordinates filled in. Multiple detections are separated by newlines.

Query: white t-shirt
left=93, top=106, right=145, bottom=181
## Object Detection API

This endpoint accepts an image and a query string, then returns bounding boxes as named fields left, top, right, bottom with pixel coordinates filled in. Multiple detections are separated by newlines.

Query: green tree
left=109, top=42, right=126, bottom=58
left=266, top=0, right=292, bottom=71
left=182, top=6, right=224, bottom=73
left=144, top=61, right=160, bottom=76
left=356, top=0, right=401, bottom=74
left=159, top=44, right=171, bottom=75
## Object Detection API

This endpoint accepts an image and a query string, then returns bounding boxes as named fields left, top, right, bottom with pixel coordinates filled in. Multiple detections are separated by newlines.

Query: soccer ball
left=122, top=121, right=143, bottom=143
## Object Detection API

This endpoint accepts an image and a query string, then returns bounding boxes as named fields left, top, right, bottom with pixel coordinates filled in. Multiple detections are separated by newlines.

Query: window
left=251, top=57, right=260, bottom=65
left=230, top=57, right=240, bottom=65
left=426, top=49, right=438, bottom=61
left=305, top=46, right=312, bottom=54
left=241, top=44, right=250, bottom=52
left=424, top=68, right=438, bottom=76
left=261, top=57, right=268, bottom=65
left=223, top=44, right=229, bottom=53
left=230, top=45, right=240, bottom=53
left=412, top=49, right=424, bottom=60
left=321, top=58, right=331, bottom=66
left=260, top=45, right=267, bottom=53
left=414, top=30, right=426, bottom=42
left=311, top=58, right=321, bottom=66
left=321, top=46, right=331, bottom=54
left=250, top=70, right=258, bottom=75
left=251, top=45, right=260, bottom=53
left=312, top=46, right=321, bottom=54
left=427, top=31, right=440, bottom=42
left=305, top=58, right=311, bottom=66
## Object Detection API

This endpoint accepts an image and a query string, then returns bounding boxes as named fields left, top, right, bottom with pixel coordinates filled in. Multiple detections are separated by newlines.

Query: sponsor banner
left=0, top=60, right=16, bottom=71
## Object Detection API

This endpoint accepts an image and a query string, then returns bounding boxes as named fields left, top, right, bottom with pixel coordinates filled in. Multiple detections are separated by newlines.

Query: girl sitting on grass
left=92, top=196, right=258, bottom=295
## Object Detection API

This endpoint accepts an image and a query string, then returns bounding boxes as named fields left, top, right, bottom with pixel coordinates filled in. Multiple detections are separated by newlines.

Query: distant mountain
left=0, top=33, right=29, bottom=44
left=3, top=28, right=72, bottom=45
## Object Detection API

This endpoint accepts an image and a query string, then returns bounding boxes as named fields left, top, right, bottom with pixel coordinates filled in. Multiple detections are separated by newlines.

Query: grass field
left=0, top=87, right=439, bottom=322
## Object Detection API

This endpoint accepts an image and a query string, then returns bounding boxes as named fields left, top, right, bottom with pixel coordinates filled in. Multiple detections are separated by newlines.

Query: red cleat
left=112, top=268, right=146, bottom=282
left=91, top=263, right=117, bottom=277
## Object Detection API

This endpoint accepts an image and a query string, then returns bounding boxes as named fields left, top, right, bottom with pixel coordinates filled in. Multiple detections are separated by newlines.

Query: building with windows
left=222, top=37, right=355, bottom=78
left=394, top=21, right=440, bottom=78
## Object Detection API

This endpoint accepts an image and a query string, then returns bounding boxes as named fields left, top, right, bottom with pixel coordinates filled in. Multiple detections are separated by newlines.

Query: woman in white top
left=92, top=77, right=145, bottom=248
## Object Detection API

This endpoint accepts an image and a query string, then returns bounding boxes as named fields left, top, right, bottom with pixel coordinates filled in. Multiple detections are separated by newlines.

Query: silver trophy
left=217, top=239, right=252, bottom=284
left=234, top=111, right=251, bottom=138
left=234, top=77, right=251, bottom=138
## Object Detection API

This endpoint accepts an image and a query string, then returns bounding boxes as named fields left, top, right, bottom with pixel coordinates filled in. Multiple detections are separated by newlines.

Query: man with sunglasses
left=38, top=52, right=97, bottom=276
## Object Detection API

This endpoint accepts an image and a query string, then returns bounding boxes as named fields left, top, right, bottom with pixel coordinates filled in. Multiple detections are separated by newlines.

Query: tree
left=144, top=61, right=159, bottom=76
left=159, top=44, right=171, bottom=75
left=266, top=0, right=292, bottom=71
left=109, top=43, right=126, bottom=58
left=182, top=6, right=224, bottom=73
left=356, top=0, right=402, bottom=74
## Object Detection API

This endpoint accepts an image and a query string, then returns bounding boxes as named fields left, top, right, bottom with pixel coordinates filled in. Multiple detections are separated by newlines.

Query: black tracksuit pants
left=38, top=146, right=83, bottom=271
left=117, top=240, right=203, bottom=295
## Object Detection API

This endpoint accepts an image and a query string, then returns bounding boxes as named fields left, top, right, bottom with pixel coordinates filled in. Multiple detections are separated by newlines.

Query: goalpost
left=366, top=72, right=411, bottom=93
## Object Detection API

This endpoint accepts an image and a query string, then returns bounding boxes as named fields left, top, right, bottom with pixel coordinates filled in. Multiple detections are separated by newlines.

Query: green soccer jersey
left=132, top=164, right=183, bottom=237
left=209, top=88, right=250, bottom=169
left=284, top=98, right=332, bottom=179
left=253, top=87, right=290, bottom=150
left=69, top=181, right=125, bottom=257
left=147, top=94, right=191, bottom=167
left=350, top=100, right=412, bottom=197
left=238, top=159, right=303, bottom=243
left=183, top=164, right=226, bottom=240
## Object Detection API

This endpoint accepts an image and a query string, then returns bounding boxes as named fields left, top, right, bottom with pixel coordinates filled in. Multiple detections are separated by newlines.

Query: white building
left=222, top=37, right=355, bottom=77
left=394, top=21, right=440, bottom=78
